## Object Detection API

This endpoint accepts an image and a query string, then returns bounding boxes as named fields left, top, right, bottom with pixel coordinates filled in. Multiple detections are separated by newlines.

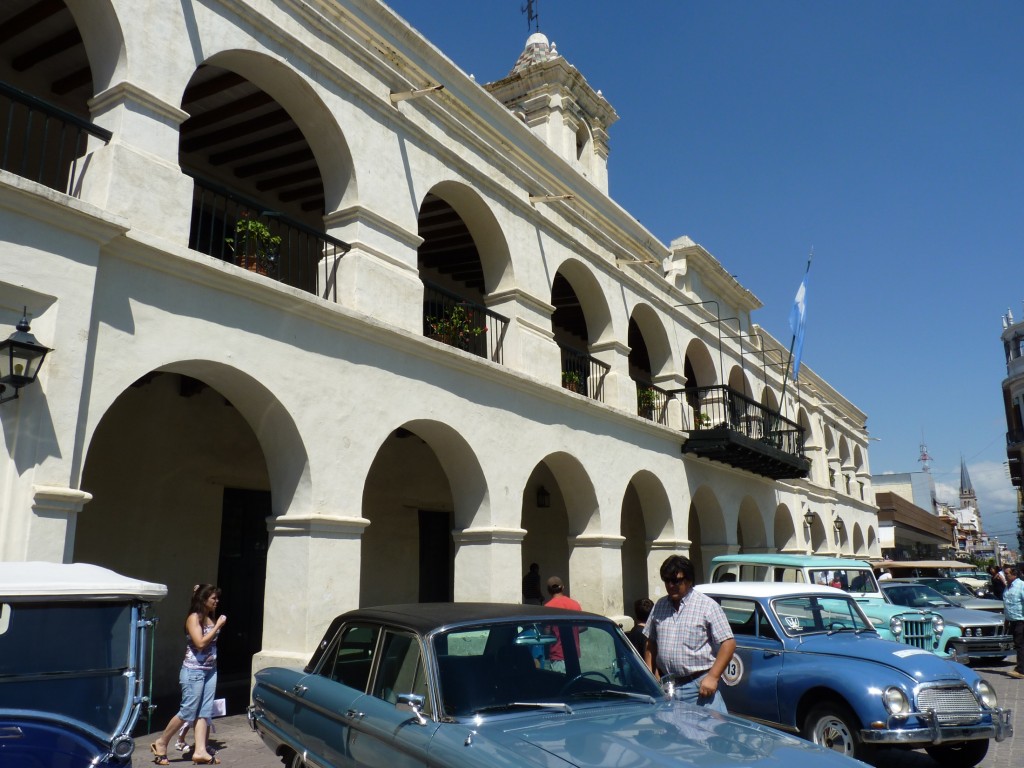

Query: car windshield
left=770, top=595, right=874, bottom=637
left=432, top=618, right=661, bottom=718
left=806, top=567, right=878, bottom=594
left=883, top=584, right=954, bottom=609
left=0, top=600, right=134, bottom=736
left=924, top=578, right=972, bottom=597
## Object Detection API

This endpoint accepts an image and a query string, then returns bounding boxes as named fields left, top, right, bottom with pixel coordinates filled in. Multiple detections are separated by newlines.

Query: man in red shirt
left=544, top=576, right=581, bottom=672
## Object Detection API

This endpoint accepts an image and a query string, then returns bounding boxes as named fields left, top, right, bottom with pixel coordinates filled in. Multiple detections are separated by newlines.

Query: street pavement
left=132, top=658, right=1024, bottom=768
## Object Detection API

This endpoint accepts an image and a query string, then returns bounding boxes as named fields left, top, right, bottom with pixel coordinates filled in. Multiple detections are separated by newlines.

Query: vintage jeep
left=0, top=562, right=166, bottom=766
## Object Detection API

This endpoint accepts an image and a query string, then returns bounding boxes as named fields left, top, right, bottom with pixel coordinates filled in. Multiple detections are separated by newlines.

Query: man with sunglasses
left=643, top=554, right=735, bottom=712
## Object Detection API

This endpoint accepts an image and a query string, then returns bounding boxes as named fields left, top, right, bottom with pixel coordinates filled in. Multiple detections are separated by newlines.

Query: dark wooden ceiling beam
left=276, top=183, right=323, bottom=203
left=182, top=92, right=274, bottom=133
left=182, top=71, right=246, bottom=104
left=208, top=128, right=304, bottom=165
left=234, top=148, right=315, bottom=177
left=183, top=108, right=291, bottom=153
left=0, top=0, right=65, bottom=46
left=51, top=65, right=91, bottom=95
left=12, top=27, right=82, bottom=71
left=255, top=167, right=320, bottom=191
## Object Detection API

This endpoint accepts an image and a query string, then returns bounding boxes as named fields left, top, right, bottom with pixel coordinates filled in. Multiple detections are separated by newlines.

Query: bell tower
left=485, top=32, right=618, bottom=193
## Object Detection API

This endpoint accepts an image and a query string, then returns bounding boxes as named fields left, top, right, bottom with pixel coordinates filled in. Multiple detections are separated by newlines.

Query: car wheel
left=924, top=740, right=989, bottom=768
left=801, top=701, right=871, bottom=762
left=284, top=751, right=306, bottom=768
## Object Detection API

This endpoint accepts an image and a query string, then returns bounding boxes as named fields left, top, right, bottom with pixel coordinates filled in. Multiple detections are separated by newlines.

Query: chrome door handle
left=345, top=709, right=365, bottom=720
left=763, top=650, right=781, bottom=658
left=293, top=684, right=309, bottom=695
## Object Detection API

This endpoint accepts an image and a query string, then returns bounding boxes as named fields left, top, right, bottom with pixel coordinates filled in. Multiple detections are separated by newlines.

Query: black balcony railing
left=1007, top=430, right=1024, bottom=447
left=422, top=281, right=508, bottom=363
left=635, top=380, right=670, bottom=425
left=1, top=82, right=112, bottom=195
left=187, top=175, right=349, bottom=299
left=559, top=345, right=609, bottom=402
left=682, top=385, right=810, bottom=480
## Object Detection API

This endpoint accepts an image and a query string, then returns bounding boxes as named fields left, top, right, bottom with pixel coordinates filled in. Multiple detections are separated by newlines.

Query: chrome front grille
left=916, top=684, right=982, bottom=725
left=900, top=618, right=933, bottom=649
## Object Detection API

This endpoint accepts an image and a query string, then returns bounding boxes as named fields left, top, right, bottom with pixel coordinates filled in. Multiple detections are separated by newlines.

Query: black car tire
left=924, top=740, right=989, bottom=768
left=284, top=751, right=306, bottom=768
left=801, top=701, right=872, bottom=762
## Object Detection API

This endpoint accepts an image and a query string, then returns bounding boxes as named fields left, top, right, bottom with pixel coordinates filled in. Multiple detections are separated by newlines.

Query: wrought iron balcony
left=635, top=380, right=670, bottom=425
left=681, top=385, right=810, bottom=480
left=1, top=81, right=112, bottom=195
left=422, top=281, right=508, bottom=363
left=559, top=344, right=609, bottom=402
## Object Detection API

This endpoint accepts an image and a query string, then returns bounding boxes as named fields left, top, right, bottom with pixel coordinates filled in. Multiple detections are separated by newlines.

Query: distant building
left=872, top=471, right=937, bottom=513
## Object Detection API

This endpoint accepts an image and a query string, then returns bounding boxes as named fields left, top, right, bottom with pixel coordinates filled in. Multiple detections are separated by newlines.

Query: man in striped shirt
left=643, top=554, right=735, bottom=712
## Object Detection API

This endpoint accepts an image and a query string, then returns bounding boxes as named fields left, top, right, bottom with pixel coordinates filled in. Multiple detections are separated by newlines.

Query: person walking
left=150, top=584, right=227, bottom=765
left=544, top=576, right=581, bottom=672
left=522, top=562, right=544, bottom=605
left=643, top=554, right=735, bottom=713
left=1003, top=566, right=1024, bottom=679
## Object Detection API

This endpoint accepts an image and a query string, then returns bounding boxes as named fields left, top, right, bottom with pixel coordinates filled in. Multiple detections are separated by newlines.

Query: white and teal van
left=708, top=553, right=961, bottom=657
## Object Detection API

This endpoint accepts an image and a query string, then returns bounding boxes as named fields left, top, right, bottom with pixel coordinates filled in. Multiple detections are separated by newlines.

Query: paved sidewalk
left=132, top=660, right=1023, bottom=767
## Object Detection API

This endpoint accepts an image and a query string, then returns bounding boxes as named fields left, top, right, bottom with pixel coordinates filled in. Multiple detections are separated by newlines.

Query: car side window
left=319, top=623, right=380, bottom=691
left=371, top=630, right=429, bottom=712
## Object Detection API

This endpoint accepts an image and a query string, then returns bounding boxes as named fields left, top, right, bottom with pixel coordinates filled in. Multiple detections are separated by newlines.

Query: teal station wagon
left=709, top=554, right=962, bottom=657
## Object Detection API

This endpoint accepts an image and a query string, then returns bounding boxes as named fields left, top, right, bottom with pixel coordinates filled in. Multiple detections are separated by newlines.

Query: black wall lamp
left=803, top=509, right=817, bottom=528
left=0, top=308, right=51, bottom=405
left=833, top=518, right=845, bottom=533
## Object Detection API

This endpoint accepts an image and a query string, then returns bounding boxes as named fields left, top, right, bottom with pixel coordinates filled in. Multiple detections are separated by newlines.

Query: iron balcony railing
left=188, top=174, right=349, bottom=300
left=688, top=384, right=806, bottom=456
left=1007, top=430, right=1024, bottom=447
left=422, top=281, right=508, bottom=364
left=635, top=380, right=670, bottom=425
left=559, top=344, right=610, bottom=402
left=1, top=81, right=112, bottom=195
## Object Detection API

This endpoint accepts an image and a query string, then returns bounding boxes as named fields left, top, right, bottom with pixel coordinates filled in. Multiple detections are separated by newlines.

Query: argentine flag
left=789, top=274, right=808, bottom=381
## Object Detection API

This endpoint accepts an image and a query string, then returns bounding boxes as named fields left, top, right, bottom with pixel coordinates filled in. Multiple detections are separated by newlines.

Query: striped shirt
left=643, top=588, right=733, bottom=676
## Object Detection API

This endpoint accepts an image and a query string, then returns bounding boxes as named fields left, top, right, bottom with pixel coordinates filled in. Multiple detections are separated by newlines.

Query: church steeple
left=959, top=455, right=980, bottom=525
left=485, top=33, right=618, bottom=193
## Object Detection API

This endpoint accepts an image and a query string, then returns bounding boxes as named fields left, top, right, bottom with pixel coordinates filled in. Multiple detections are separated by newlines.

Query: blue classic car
left=0, top=562, right=166, bottom=767
left=248, top=603, right=869, bottom=768
left=697, top=583, right=1012, bottom=767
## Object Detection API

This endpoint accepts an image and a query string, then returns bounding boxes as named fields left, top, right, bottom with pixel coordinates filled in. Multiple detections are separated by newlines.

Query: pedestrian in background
left=544, top=576, right=581, bottom=672
left=1003, top=566, right=1023, bottom=679
left=644, top=554, right=735, bottom=712
left=627, top=597, right=653, bottom=657
left=522, top=562, right=543, bottom=605
left=150, top=584, right=227, bottom=765
left=989, top=565, right=1007, bottom=600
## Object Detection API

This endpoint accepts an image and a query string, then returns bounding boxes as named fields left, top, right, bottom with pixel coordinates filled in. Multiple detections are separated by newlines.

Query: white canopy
left=0, top=562, right=167, bottom=601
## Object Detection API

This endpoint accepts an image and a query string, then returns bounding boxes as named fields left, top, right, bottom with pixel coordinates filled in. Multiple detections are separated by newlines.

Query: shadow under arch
left=66, top=0, right=126, bottom=90
left=688, top=484, right=726, bottom=581
left=629, top=303, right=674, bottom=376
left=553, top=257, right=614, bottom=345
left=621, top=469, right=673, bottom=609
left=185, top=48, right=356, bottom=214
left=737, top=496, right=767, bottom=551
left=774, top=503, right=799, bottom=552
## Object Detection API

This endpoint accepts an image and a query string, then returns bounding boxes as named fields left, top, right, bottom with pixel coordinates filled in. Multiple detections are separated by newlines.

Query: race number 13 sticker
left=721, top=654, right=744, bottom=686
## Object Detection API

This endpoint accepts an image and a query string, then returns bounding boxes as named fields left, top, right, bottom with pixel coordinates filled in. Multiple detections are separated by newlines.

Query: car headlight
left=889, top=616, right=903, bottom=637
left=976, top=680, right=998, bottom=709
left=882, top=687, right=909, bottom=715
left=931, top=615, right=944, bottom=635
left=962, top=627, right=973, bottom=637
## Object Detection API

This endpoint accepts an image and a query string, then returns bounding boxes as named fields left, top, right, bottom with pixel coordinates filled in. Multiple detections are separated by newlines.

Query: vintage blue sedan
left=248, top=603, right=869, bottom=768
left=697, top=583, right=1012, bottom=767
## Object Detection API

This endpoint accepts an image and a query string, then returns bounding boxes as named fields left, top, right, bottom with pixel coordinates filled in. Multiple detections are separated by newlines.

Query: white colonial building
left=0, top=0, right=877, bottom=704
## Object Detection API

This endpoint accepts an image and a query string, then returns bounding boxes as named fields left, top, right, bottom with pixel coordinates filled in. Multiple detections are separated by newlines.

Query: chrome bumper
left=860, top=707, right=1012, bottom=745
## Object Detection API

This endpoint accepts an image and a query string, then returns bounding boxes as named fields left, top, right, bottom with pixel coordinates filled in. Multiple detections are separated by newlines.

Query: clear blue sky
left=384, top=1, right=1024, bottom=545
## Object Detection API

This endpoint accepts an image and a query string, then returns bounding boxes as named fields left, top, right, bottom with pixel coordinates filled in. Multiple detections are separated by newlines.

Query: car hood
left=484, top=700, right=866, bottom=767
left=794, top=633, right=974, bottom=678
left=947, top=596, right=1006, bottom=612
left=912, top=603, right=1006, bottom=627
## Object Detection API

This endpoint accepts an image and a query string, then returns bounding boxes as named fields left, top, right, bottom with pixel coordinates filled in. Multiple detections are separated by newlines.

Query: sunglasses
left=664, top=576, right=687, bottom=586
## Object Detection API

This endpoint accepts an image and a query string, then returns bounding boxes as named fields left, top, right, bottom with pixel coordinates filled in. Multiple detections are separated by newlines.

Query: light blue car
left=698, top=582, right=1012, bottom=767
left=248, top=603, right=870, bottom=768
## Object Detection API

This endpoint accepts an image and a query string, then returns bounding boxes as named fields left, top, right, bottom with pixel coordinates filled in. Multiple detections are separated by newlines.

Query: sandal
left=191, top=757, right=221, bottom=765
left=149, top=743, right=170, bottom=766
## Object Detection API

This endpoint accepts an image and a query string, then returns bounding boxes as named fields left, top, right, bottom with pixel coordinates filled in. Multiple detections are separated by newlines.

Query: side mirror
left=396, top=693, right=428, bottom=726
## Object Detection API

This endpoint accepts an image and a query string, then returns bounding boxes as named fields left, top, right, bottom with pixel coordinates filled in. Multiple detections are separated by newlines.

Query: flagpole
left=780, top=250, right=813, bottom=414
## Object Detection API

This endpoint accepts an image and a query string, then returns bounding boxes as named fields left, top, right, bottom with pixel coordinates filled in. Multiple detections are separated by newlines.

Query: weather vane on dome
left=522, top=0, right=540, bottom=32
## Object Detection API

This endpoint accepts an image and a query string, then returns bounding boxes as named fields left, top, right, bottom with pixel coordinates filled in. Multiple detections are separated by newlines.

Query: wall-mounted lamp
left=803, top=509, right=817, bottom=528
left=0, top=308, right=51, bottom=405
left=389, top=84, right=444, bottom=104
left=833, top=518, right=845, bottom=533
left=536, top=486, right=551, bottom=509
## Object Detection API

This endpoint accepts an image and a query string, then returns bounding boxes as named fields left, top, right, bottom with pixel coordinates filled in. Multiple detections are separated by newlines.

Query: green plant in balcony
left=562, top=369, right=583, bottom=393
left=637, top=385, right=657, bottom=416
left=226, top=211, right=281, bottom=275
left=695, top=411, right=712, bottom=428
left=427, top=303, right=485, bottom=350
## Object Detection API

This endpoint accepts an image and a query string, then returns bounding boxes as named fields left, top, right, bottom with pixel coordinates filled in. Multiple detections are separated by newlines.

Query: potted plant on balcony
left=427, top=304, right=485, bottom=351
left=562, top=370, right=583, bottom=394
left=226, top=211, right=281, bottom=276
left=694, top=411, right=712, bottom=429
left=637, top=385, right=657, bottom=419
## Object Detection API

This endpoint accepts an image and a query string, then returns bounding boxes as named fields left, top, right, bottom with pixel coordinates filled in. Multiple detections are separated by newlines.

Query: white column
left=452, top=527, right=526, bottom=603
left=568, top=533, right=625, bottom=617
left=27, top=486, right=93, bottom=562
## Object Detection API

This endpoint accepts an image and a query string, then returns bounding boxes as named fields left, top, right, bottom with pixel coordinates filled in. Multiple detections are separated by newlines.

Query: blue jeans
left=178, top=667, right=217, bottom=721
left=671, top=678, right=728, bottom=713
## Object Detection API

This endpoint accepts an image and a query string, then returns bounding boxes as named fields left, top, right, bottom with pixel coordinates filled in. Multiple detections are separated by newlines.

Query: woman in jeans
left=150, top=584, right=227, bottom=765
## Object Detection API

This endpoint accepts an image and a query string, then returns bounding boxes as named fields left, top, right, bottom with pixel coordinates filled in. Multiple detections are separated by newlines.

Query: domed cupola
left=485, top=32, right=618, bottom=194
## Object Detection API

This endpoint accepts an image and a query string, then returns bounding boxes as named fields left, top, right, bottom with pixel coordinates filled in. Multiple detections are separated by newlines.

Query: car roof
left=871, top=559, right=975, bottom=570
left=338, top=602, right=608, bottom=635
left=696, top=582, right=848, bottom=599
left=0, top=562, right=167, bottom=601
left=709, top=554, right=871, bottom=568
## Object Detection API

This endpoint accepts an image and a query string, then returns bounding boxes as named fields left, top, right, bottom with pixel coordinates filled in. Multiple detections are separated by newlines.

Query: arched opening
left=552, top=262, right=611, bottom=401
left=687, top=486, right=726, bottom=583
left=628, top=305, right=672, bottom=424
left=773, top=504, right=798, bottom=552
left=620, top=470, right=672, bottom=610
left=683, top=339, right=717, bottom=429
left=74, top=370, right=278, bottom=715
left=737, top=497, right=767, bottom=552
